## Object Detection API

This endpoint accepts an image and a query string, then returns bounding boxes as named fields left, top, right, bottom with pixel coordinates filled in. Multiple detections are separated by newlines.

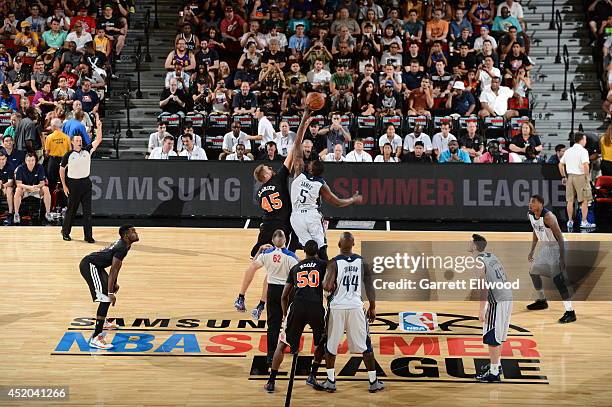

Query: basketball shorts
left=482, top=300, right=512, bottom=346
left=251, top=218, right=298, bottom=257
left=325, top=308, right=373, bottom=355
left=79, top=259, right=110, bottom=302
left=282, top=300, right=325, bottom=354
left=530, top=242, right=564, bottom=278
left=290, top=209, right=326, bottom=248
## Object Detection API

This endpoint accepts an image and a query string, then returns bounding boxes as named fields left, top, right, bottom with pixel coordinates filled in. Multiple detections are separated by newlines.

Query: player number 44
left=261, top=192, right=283, bottom=212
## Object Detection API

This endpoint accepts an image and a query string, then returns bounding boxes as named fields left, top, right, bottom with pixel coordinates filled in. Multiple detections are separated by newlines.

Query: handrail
left=144, top=8, right=152, bottom=62
left=549, top=0, right=556, bottom=30
left=554, top=10, right=562, bottom=64
left=112, top=121, right=122, bottom=158
left=153, top=0, right=159, bottom=29
left=135, top=40, right=143, bottom=98
left=124, top=80, right=133, bottom=138
left=569, top=82, right=577, bottom=139
left=561, top=44, right=569, bottom=100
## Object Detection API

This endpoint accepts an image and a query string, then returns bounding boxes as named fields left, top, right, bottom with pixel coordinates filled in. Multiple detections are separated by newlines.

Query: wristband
left=108, top=292, right=115, bottom=295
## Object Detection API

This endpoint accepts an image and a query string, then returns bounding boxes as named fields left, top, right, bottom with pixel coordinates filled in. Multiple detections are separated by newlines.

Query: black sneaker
left=558, top=310, right=576, bottom=324
left=313, top=379, right=336, bottom=392
left=526, top=299, right=548, bottom=310
left=305, top=375, right=317, bottom=387
left=62, top=234, right=72, bottom=241
left=476, top=370, right=501, bottom=383
left=264, top=380, right=275, bottom=393
left=85, top=237, right=96, bottom=243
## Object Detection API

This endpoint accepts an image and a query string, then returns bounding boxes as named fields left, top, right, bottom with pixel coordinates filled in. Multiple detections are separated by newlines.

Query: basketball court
left=1, top=227, right=611, bottom=406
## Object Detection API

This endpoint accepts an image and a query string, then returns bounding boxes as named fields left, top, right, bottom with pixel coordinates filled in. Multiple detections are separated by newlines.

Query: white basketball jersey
left=478, top=252, right=513, bottom=302
left=259, top=247, right=298, bottom=285
left=528, top=208, right=556, bottom=242
left=291, top=172, right=325, bottom=211
left=330, top=255, right=364, bottom=310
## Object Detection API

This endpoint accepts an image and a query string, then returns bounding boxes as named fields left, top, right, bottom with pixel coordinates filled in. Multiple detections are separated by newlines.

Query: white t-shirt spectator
left=307, top=69, right=332, bottom=85
left=345, top=150, right=373, bottom=162
left=432, top=133, right=457, bottom=154
left=325, top=153, right=345, bottom=162
left=179, top=146, right=208, bottom=160
left=374, top=155, right=399, bottom=162
left=496, top=1, right=524, bottom=18
left=148, top=131, right=174, bottom=153
left=474, top=35, right=497, bottom=51
left=176, top=134, right=202, bottom=151
left=478, top=67, right=501, bottom=90
left=149, top=147, right=177, bottom=159
left=480, top=86, right=515, bottom=116
left=378, top=133, right=403, bottom=152
left=258, top=116, right=277, bottom=145
left=222, top=130, right=250, bottom=152
left=560, top=143, right=589, bottom=175
left=66, top=31, right=93, bottom=51
left=226, top=153, right=252, bottom=161
left=276, top=132, right=297, bottom=156
left=165, top=71, right=191, bottom=90
left=403, top=132, right=433, bottom=152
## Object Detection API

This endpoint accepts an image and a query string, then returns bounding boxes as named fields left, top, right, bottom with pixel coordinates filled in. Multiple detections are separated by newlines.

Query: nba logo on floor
left=399, top=312, right=438, bottom=332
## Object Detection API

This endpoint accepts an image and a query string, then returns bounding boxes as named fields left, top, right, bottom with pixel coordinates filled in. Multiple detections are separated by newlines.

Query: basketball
left=306, top=92, right=326, bottom=111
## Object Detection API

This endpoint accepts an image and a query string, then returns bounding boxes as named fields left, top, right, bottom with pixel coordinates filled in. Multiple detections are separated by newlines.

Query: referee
left=59, top=116, right=103, bottom=242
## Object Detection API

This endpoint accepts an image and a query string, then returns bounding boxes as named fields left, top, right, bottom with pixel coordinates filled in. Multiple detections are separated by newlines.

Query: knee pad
left=553, top=273, right=571, bottom=300
left=530, top=274, right=543, bottom=290
left=97, top=301, right=110, bottom=317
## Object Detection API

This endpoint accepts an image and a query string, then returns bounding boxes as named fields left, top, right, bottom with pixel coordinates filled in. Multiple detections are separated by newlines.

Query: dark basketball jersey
left=84, top=239, right=130, bottom=269
left=257, top=164, right=291, bottom=221
left=287, top=258, right=327, bottom=303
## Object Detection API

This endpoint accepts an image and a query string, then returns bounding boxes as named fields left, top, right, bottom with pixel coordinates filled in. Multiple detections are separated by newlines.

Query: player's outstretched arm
left=323, top=260, right=338, bottom=293
left=320, top=184, right=363, bottom=208
left=362, top=261, right=376, bottom=322
left=284, top=108, right=313, bottom=174
left=91, top=112, right=103, bottom=152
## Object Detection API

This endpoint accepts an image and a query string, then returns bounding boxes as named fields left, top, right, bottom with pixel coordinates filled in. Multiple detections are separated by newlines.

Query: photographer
left=281, top=77, right=306, bottom=115
left=207, top=80, right=232, bottom=114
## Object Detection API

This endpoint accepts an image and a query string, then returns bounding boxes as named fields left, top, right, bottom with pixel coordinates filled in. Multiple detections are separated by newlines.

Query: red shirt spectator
left=220, top=6, right=246, bottom=41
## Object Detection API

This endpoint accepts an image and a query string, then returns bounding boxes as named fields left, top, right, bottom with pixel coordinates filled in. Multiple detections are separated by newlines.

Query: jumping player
left=289, top=160, right=362, bottom=261
left=265, top=240, right=327, bottom=393
left=234, top=108, right=313, bottom=318
left=80, top=225, right=139, bottom=349
left=526, top=194, right=576, bottom=323
left=315, top=232, right=384, bottom=393
left=469, top=234, right=513, bottom=383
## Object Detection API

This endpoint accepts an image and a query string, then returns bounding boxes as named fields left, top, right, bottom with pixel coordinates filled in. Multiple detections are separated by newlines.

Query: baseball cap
left=452, top=81, right=465, bottom=90
left=385, top=80, right=394, bottom=87
left=20, top=21, right=31, bottom=28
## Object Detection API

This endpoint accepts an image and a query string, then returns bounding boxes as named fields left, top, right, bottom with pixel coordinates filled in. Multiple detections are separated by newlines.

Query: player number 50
left=296, top=270, right=320, bottom=288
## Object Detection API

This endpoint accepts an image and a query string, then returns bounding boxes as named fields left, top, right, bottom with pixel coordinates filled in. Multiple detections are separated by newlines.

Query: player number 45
left=261, top=192, right=283, bottom=212
left=296, top=270, right=320, bottom=288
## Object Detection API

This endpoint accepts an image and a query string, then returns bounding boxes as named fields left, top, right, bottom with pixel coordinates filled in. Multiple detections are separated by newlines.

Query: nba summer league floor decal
left=52, top=313, right=548, bottom=385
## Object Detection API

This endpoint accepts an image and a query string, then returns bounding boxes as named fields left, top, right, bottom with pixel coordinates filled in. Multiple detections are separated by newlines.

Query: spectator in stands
left=449, top=9, right=472, bottom=43
left=478, top=55, right=501, bottom=90
left=380, top=25, right=402, bottom=52
left=257, top=140, right=281, bottom=161
left=403, top=140, right=433, bottom=163
left=15, top=107, right=41, bottom=156
left=512, top=66, right=531, bottom=108
left=47, top=5, right=71, bottom=30
left=148, top=123, right=173, bottom=154
left=226, top=143, right=252, bottom=161
left=175, top=124, right=203, bottom=151
left=60, top=49, right=82, bottom=78
left=276, top=121, right=297, bottom=157
left=379, top=64, right=402, bottom=93
left=307, top=59, right=331, bottom=91
left=426, top=8, right=449, bottom=45
left=374, top=142, right=399, bottom=162
left=179, top=133, right=208, bottom=160
left=319, top=113, right=351, bottom=157
left=62, top=111, right=91, bottom=145
left=238, top=41, right=263, bottom=72
left=460, top=121, right=485, bottom=162
left=492, top=8, right=522, bottom=35
left=453, top=27, right=475, bottom=53
left=468, top=0, right=494, bottom=29
left=195, top=40, right=219, bottom=71
left=377, top=80, right=403, bottom=116
left=148, top=135, right=177, bottom=159
left=431, top=60, right=453, bottom=96
left=503, top=42, right=532, bottom=79
left=70, top=7, right=96, bottom=34
left=331, top=8, right=360, bottom=36
left=0, top=43, right=13, bottom=74
left=0, top=85, right=17, bottom=112
left=42, top=18, right=68, bottom=50
left=356, top=82, right=378, bottom=116
left=7, top=57, right=30, bottom=96
left=445, top=81, right=476, bottom=116
left=33, top=81, right=56, bottom=116
left=208, top=80, right=231, bottom=114
left=477, top=139, right=513, bottom=163
left=345, top=138, right=373, bottom=162
left=301, top=139, right=319, bottom=163
left=221, top=122, right=251, bottom=160
left=66, top=100, right=92, bottom=133
left=0, top=12, right=18, bottom=39
left=15, top=21, right=40, bottom=57
left=44, top=118, right=71, bottom=190
left=509, top=122, right=542, bottom=161
left=220, top=6, right=247, bottom=50
left=165, top=38, right=196, bottom=72
left=259, top=59, right=285, bottom=93
left=264, top=23, right=288, bottom=50
left=403, top=124, right=433, bottom=154
left=547, top=144, right=567, bottom=165
left=439, top=139, right=471, bottom=163
left=405, top=42, right=426, bottom=68
left=473, top=25, right=497, bottom=51
left=232, top=82, right=257, bottom=115
left=0, top=150, right=15, bottom=224
left=325, top=143, right=345, bottom=162
left=74, top=79, right=99, bottom=114
left=165, top=61, right=190, bottom=90
left=407, top=77, right=433, bottom=116
left=94, top=27, right=112, bottom=58
left=159, top=77, right=188, bottom=117
left=66, top=21, right=92, bottom=52
left=497, top=0, right=525, bottom=30
left=403, top=60, right=424, bottom=92
left=379, top=124, right=402, bottom=158
left=30, top=59, right=50, bottom=94
left=600, top=125, right=612, bottom=175
left=432, top=122, right=457, bottom=159
left=403, top=9, right=424, bottom=44
left=2, top=132, right=26, bottom=167
left=477, top=40, right=499, bottom=67
left=53, top=77, right=76, bottom=111
left=450, top=43, right=478, bottom=78
left=380, top=42, right=403, bottom=70
left=288, top=23, right=310, bottom=58
left=98, top=4, right=127, bottom=56
left=478, top=76, right=518, bottom=119
left=281, top=77, right=305, bottom=115
left=13, top=152, right=54, bottom=224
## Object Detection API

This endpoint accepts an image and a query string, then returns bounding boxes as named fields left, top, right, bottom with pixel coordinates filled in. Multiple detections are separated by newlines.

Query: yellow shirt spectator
left=45, top=130, right=71, bottom=158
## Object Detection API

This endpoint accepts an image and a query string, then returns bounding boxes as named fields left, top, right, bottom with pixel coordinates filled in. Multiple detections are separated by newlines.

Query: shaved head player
left=80, top=225, right=139, bottom=349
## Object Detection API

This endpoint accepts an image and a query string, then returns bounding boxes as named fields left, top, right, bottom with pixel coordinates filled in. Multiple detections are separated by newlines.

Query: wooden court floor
left=1, top=227, right=611, bottom=406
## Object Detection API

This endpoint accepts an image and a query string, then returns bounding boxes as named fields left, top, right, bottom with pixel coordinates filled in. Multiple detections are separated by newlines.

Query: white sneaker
left=566, top=220, right=573, bottom=230
left=103, top=320, right=118, bottom=330
left=580, top=221, right=596, bottom=229
left=45, top=212, right=54, bottom=222
left=89, top=334, right=113, bottom=349
left=13, top=213, right=20, bottom=224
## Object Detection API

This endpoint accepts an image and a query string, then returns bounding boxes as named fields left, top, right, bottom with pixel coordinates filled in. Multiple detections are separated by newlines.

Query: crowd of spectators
left=151, top=0, right=544, bottom=164
left=0, top=0, right=134, bottom=224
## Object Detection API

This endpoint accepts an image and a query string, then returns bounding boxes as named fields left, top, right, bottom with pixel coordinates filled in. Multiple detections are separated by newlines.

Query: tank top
left=477, top=252, right=513, bottom=302
left=475, top=2, right=492, bottom=23
left=528, top=208, right=556, bottom=242
left=329, top=254, right=364, bottom=310
left=291, top=172, right=325, bottom=212
left=173, top=50, right=191, bottom=68
left=180, top=33, right=197, bottom=52
left=94, top=36, right=109, bottom=54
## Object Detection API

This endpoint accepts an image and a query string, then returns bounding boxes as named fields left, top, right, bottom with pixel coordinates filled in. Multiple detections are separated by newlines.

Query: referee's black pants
left=62, top=177, right=93, bottom=239
left=46, top=156, right=62, bottom=190
left=266, top=283, right=285, bottom=364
